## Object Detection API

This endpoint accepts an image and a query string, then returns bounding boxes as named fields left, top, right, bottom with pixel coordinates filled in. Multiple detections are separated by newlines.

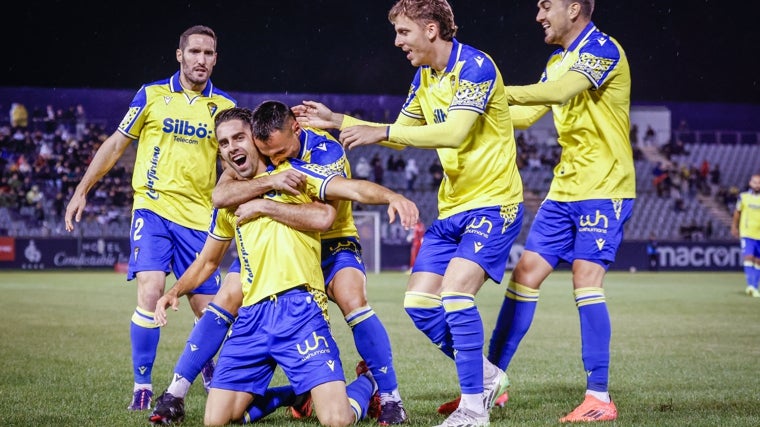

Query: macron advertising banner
left=0, top=238, right=743, bottom=272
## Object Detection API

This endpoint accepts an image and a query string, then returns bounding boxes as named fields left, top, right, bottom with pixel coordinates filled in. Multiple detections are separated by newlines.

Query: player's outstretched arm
left=64, top=131, right=133, bottom=231
left=154, top=236, right=230, bottom=326
left=212, top=167, right=306, bottom=208
left=234, top=199, right=337, bottom=231
left=293, top=100, right=345, bottom=129
left=324, top=176, right=419, bottom=229
left=507, top=71, right=592, bottom=106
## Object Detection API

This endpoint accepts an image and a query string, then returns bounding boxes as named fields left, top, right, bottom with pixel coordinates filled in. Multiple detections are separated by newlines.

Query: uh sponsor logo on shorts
left=465, top=216, right=493, bottom=254
left=297, top=331, right=336, bottom=370
left=579, top=210, right=609, bottom=251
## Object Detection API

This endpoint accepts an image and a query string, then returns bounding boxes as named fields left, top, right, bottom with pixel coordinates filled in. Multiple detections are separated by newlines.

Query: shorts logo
left=466, top=216, right=493, bottom=238
left=474, top=242, right=484, bottom=253
left=579, top=210, right=609, bottom=235
left=297, top=331, right=329, bottom=355
left=612, top=198, right=624, bottom=220
left=327, top=360, right=336, bottom=372
left=595, top=238, right=606, bottom=251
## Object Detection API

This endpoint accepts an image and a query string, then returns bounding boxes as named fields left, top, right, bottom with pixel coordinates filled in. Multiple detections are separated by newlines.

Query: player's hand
left=294, top=100, right=343, bottom=129
left=154, top=292, right=180, bottom=326
left=266, top=169, right=306, bottom=195
left=64, top=192, right=87, bottom=232
left=730, top=227, right=739, bottom=239
left=340, top=125, right=387, bottom=150
left=386, top=194, right=419, bottom=230
left=235, top=199, right=269, bottom=226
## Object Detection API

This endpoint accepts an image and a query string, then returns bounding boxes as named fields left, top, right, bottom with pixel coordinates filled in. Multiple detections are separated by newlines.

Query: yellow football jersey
left=736, top=191, right=760, bottom=239
left=208, top=159, right=338, bottom=306
left=118, top=72, right=236, bottom=230
left=541, top=23, right=636, bottom=201
left=398, top=39, right=523, bottom=219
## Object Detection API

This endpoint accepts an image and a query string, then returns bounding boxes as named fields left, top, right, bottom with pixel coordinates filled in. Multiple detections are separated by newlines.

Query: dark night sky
left=5, top=1, right=758, bottom=105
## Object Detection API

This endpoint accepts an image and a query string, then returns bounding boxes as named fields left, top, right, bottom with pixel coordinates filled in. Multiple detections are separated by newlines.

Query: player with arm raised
left=296, top=1, right=524, bottom=425
left=484, top=0, right=635, bottom=422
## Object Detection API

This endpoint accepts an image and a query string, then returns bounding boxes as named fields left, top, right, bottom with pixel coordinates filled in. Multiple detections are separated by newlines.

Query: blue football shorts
left=740, top=237, right=760, bottom=258
left=228, top=257, right=241, bottom=274
left=412, top=204, right=523, bottom=284
left=321, top=236, right=366, bottom=286
left=525, top=198, right=634, bottom=268
left=127, top=209, right=221, bottom=295
left=211, top=287, right=345, bottom=396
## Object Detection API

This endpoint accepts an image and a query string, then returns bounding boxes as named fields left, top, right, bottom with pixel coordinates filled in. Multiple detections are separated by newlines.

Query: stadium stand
left=0, top=92, right=755, bottom=243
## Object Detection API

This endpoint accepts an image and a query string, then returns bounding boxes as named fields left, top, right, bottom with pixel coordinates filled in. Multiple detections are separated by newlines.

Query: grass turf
left=0, top=270, right=759, bottom=426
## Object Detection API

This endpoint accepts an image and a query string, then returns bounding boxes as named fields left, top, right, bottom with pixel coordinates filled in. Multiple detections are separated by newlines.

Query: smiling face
left=536, top=0, right=577, bottom=48
left=392, top=14, right=435, bottom=68
left=216, top=118, right=261, bottom=179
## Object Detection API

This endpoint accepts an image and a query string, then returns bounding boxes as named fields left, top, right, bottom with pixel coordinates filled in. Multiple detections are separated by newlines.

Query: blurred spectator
left=710, top=164, right=721, bottom=186
left=429, top=158, right=443, bottom=189
left=646, top=233, right=659, bottom=271
left=629, top=123, right=639, bottom=146
left=75, top=104, right=87, bottom=139
left=371, top=153, right=384, bottom=185
left=404, top=158, right=419, bottom=191
left=643, top=124, right=656, bottom=146
left=353, top=157, right=371, bottom=180
left=25, top=184, right=44, bottom=206
left=406, top=219, right=425, bottom=273
left=10, top=102, right=29, bottom=128
left=386, top=155, right=398, bottom=172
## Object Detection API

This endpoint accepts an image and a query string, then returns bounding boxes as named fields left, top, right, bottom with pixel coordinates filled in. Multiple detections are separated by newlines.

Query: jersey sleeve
left=117, top=85, right=149, bottom=139
left=450, top=52, right=498, bottom=114
left=400, top=70, right=424, bottom=120
left=207, top=208, right=235, bottom=241
left=569, top=33, right=621, bottom=89
left=290, top=159, right=340, bottom=201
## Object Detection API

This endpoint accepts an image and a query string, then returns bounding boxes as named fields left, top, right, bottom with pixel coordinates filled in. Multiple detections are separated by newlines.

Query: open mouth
left=232, top=154, right=247, bottom=166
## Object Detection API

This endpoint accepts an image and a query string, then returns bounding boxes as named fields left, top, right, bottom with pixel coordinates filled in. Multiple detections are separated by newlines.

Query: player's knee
left=316, top=410, right=354, bottom=427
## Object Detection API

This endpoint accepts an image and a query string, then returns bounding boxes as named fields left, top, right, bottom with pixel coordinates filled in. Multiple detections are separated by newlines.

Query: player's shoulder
left=208, top=85, right=237, bottom=105
left=457, top=41, right=497, bottom=73
left=579, top=26, right=624, bottom=59
left=303, top=129, right=345, bottom=161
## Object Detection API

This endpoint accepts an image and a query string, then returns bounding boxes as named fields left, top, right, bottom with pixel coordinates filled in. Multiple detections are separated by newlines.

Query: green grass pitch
left=1, top=270, right=759, bottom=426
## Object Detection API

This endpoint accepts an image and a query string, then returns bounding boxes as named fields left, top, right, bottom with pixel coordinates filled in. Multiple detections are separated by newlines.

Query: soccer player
left=63, top=25, right=236, bottom=411
left=485, top=0, right=635, bottom=422
left=201, top=107, right=413, bottom=426
left=217, top=100, right=411, bottom=424
left=150, top=104, right=418, bottom=425
left=295, top=1, right=524, bottom=425
left=731, top=173, right=760, bottom=297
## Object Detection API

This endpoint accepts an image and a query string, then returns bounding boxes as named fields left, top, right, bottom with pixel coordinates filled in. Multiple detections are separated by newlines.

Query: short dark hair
left=565, top=0, right=594, bottom=18
left=214, top=107, right=253, bottom=132
left=251, top=100, right=296, bottom=141
left=179, top=25, right=217, bottom=51
left=388, top=0, right=458, bottom=41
